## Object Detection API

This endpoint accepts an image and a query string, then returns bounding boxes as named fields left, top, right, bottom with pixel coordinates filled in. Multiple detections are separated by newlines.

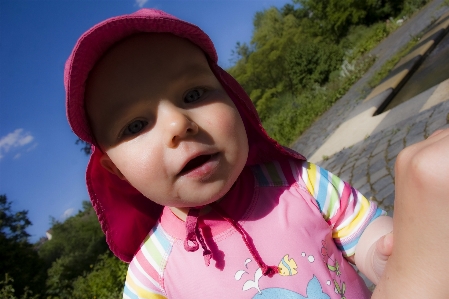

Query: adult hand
left=373, top=128, right=449, bottom=298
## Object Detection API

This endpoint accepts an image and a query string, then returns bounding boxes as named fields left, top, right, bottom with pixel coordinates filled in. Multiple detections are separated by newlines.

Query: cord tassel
left=196, top=229, right=212, bottom=266
left=184, top=208, right=212, bottom=266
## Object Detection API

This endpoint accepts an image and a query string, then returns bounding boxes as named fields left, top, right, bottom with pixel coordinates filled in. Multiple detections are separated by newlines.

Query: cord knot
left=184, top=208, right=212, bottom=266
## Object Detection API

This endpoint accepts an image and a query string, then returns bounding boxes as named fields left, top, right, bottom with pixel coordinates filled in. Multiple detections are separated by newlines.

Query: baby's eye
left=123, top=120, right=148, bottom=136
left=184, top=88, right=205, bottom=103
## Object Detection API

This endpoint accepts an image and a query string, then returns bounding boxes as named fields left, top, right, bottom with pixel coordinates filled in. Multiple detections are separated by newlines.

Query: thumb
left=376, top=232, right=394, bottom=256
left=372, top=233, right=393, bottom=280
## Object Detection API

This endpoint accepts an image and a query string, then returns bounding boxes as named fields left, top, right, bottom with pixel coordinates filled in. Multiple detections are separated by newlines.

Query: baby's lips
left=177, top=149, right=217, bottom=175
left=179, top=153, right=220, bottom=179
left=179, top=154, right=213, bottom=175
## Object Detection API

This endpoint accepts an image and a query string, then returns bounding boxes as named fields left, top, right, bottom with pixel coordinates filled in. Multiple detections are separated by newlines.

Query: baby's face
left=85, top=33, right=248, bottom=209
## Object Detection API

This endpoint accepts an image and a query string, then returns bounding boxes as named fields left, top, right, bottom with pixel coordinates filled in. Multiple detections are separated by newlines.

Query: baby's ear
left=99, top=154, right=127, bottom=180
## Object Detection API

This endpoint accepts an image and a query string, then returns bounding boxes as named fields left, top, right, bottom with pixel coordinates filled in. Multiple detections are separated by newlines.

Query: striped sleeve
left=123, top=225, right=174, bottom=299
left=297, top=161, right=386, bottom=257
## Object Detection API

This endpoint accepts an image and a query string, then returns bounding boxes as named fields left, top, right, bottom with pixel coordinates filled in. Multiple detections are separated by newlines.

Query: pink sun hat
left=64, top=8, right=305, bottom=262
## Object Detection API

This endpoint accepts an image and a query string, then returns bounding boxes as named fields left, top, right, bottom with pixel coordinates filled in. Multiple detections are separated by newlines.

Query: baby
left=65, top=9, right=395, bottom=298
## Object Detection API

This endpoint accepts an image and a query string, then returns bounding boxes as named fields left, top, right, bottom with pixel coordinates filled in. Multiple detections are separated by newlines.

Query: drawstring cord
left=210, top=203, right=279, bottom=277
left=184, top=208, right=212, bottom=266
left=183, top=204, right=279, bottom=277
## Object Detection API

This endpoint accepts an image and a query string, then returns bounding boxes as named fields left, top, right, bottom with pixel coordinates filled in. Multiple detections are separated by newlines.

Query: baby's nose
left=162, top=106, right=198, bottom=147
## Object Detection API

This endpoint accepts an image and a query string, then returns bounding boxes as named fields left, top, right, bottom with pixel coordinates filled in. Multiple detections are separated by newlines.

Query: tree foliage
left=0, top=195, right=46, bottom=298
left=75, top=138, right=91, bottom=155
left=285, top=41, right=343, bottom=91
left=0, top=274, right=40, bottom=299
left=1, top=195, right=127, bottom=298
left=0, top=194, right=32, bottom=242
left=294, top=0, right=403, bottom=40
left=71, top=252, right=127, bottom=298
left=39, top=202, right=127, bottom=299
left=39, top=201, right=110, bottom=297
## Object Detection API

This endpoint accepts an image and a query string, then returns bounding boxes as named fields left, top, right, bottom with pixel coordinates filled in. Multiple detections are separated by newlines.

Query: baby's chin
left=167, top=194, right=225, bottom=209
left=175, top=178, right=238, bottom=206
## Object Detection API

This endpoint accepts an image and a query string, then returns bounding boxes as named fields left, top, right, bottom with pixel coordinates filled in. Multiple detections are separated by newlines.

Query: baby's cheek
left=214, top=111, right=235, bottom=129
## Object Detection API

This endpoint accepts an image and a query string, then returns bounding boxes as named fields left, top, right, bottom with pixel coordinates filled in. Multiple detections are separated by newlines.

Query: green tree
left=294, top=0, right=403, bottom=40
left=401, top=0, right=431, bottom=16
left=39, top=201, right=109, bottom=297
left=0, top=194, right=31, bottom=242
left=71, top=252, right=127, bottom=298
left=228, top=7, right=305, bottom=106
left=0, top=274, right=40, bottom=299
left=75, top=138, right=91, bottom=155
left=285, top=41, right=344, bottom=91
left=0, top=195, right=46, bottom=297
left=230, top=41, right=252, bottom=65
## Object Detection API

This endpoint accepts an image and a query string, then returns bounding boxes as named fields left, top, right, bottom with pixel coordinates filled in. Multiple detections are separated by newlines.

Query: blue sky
left=0, top=0, right=292, bottom=242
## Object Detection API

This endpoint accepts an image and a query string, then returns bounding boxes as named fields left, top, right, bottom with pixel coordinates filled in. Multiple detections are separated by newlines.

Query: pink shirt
left=124, top=159, right=383, bottom=298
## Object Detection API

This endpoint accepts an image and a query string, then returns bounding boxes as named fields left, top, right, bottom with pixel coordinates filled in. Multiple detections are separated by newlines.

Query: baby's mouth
left=179, top=154, right=214, bottom=175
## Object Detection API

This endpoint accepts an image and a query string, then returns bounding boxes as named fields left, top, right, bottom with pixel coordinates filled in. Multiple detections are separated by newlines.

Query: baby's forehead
left=89, top=33, right=214, bottom=84
left=104, top=33, right=206, bottom=63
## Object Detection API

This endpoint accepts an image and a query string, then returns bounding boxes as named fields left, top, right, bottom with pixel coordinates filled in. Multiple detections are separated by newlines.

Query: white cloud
left=18, top=134, right=33, bottom=146
left=61, top=208, right=75, bottom=220
left=26, top=143, right=38, bottom=152
left=135, top=0, right=149, bottom=8
left=0, top=129, right=36, bottom=160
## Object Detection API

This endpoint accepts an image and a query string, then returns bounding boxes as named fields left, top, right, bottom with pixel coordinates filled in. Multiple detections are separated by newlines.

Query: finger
left=372, top=238, right=390, bottom=281
left=377, top=233, right=393, bottom=257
